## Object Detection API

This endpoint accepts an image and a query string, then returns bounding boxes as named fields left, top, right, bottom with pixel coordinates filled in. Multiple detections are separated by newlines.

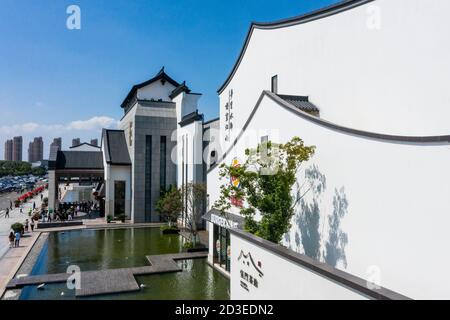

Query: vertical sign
left=224, top=89, right=234, bottom=141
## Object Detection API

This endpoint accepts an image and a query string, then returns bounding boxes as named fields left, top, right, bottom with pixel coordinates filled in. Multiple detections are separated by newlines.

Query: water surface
left=20, top=227, right=229, bottom=300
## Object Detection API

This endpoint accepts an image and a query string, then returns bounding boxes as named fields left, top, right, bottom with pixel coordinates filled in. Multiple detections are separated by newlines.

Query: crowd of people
left=52, top=201, right=98, bottom=222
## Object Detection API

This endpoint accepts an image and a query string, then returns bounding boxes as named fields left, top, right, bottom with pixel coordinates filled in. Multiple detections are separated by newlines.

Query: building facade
left=28, top=137, right=44, bottom=163
left=4, top=139, right=13, bottom=161
left=202, top=0, right=450, bottom=299
left=12, top=136, right=22, bottom=161
left=45, top=0, right=450, bottom=299
left=50, top=137, right=62, bottom=152
left=72, top=138, right=81, bottom=147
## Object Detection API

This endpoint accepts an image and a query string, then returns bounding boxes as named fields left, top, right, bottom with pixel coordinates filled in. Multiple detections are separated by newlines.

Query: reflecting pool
left=19, top=227, right=229, bottom=300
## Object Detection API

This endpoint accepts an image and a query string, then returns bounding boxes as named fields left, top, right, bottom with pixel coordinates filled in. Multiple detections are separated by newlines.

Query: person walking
left=24, top=219, right=29, bottom=233
left=9, top=200, right=12, bottom=210
left=9, top=231, right=15, bottom=248
left=20, top=206, right=23, bottom=214
left=30, top=219, right=35, bottom=232
left=14, top=231, right=21, bottom=247
left=33, top=202, right=36, bottom=210
left=5, top=208, right=9, bottom=218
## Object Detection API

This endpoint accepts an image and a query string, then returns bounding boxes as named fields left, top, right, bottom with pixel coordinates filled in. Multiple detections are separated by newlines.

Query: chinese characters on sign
left=224, top=89, right=234, bottom=141
left=238, top=250, right=264, bottom=293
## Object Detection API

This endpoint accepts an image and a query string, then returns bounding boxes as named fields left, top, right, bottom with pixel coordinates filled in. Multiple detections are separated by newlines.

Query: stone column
left=47, top=170, right=58, bottom=214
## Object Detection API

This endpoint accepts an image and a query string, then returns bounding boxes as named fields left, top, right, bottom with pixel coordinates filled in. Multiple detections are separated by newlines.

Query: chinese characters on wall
left=224, top=89, right=234, bottom=141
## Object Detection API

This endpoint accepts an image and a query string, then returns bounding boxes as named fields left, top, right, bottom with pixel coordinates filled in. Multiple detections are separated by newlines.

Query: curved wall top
left=217, top=0, right=374, bottom=94
left=217, top=0, right=450, bottom=145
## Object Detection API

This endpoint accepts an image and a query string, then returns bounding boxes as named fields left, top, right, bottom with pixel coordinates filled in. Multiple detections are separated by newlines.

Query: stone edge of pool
left=1, top=232, right=49, bottom=300
left=2, top=225, right=219, bottom=300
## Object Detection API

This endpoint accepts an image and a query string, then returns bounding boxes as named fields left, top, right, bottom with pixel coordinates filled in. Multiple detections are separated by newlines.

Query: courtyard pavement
left=0, top=190, right=47, bottom=298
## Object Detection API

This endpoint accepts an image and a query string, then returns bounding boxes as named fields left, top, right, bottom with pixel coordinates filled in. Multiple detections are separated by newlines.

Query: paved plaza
left=0, top=189, right=47, bottom=297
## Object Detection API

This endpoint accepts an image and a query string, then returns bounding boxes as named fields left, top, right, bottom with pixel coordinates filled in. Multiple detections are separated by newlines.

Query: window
left=128, top=122, right=133, bottom=146
left=114, top=181, right=126, bottom=216
left=213, top=224, right=231, bottom=272
left=181, top=136, right=185, bottom=224
left=160, top=136, right=166, bottom=193
left=145, top=135, right=152, bottom=222
left=210, top=150, right=217, bottom=166
left=271, top=75, right=278, bottom=94
left=261, top=136, right=269, bottom=144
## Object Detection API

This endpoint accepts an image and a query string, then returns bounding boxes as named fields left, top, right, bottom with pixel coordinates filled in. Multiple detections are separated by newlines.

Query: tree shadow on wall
left=323, top=187, right=349, bottom=268
left=296, top=198, right=321, bottom=260
left=293, top=165, right=326, bottom=261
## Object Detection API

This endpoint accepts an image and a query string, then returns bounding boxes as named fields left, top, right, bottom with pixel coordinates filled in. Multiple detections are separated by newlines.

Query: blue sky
left=0, top=0, right=338, bottom=159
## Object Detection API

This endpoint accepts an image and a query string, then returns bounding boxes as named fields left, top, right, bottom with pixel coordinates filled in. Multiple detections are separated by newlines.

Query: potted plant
left=14, top=199, right=20, bottom=207
left=115, top=214, right=126, bottom=223
left=32, top=212, right=40, bottom=221
left=11, top=222, right=24, bottom=235
left=106, top=215, right=113, bottom=223
left=160, top=224, right=180, bottom=234
left=183, top=241, right=194, bottom=250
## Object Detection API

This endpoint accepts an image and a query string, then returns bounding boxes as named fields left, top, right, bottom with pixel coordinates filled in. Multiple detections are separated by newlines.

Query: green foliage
left=160, top=225, right=179, bottom=232
left=115, top=214, right=126, bottom=222
left=106, top=215, right=113, bottom=223
left=156, top=185, right=182, bottom=224
left=183, top=241, right=194, bottom=249
left=31, top=166, right=47, bottom=176
left=0, top=161, right=33, bottom=177
left=215, top=137, right=315, bottom=244
left=11, top=222, right=24, bottom=233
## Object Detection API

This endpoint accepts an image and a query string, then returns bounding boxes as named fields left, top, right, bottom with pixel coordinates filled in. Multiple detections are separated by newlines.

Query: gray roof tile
left=277, top=94, right=320, bottom=113
left=103, top=129, right=132, bottom=165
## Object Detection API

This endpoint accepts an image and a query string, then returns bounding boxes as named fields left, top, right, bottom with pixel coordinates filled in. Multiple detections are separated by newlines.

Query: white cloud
left=0, top=116, right=118, bottom=135
left=68, top=116, right=117, bottom=131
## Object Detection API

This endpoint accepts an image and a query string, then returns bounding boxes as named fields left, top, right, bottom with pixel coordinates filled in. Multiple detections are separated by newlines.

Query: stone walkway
left=6, top=251, right=208, bottom=297
left=0, top=190, right=47, bottom=298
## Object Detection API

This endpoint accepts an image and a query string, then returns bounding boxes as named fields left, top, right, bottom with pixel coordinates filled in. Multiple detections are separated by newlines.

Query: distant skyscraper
left=12, top=136, right=22, bottom=161
left=90, top=138, right=98, bottom=146
left=28, top=137, right=44, bottom=163
left=50, top=137, right=62, bottom=151
left=4, top=139, right=13, bottom=161
left=72, top=138, right=81, bottom=147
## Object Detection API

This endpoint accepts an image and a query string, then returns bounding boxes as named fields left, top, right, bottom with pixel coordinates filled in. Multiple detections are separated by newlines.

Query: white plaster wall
left=231, top=234, right=367, bottom=300
left=104, top=164, right=131, bottom=218
left=102, top=135, right=132, bottom=218
left=137, top=81, right=177, bottom=102
left=176, top=120, right=204, bottom=188
left=219, top=0, right=450, bottom=151
left=174, top=92, right=204, bottom=188
left=173, top=92, right=202, bottom=122
left=208, top=95, right=450, bottom=299
left=69, top=144, right=100, bottom=152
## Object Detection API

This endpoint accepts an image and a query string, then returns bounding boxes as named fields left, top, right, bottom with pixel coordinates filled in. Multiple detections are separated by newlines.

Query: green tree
left=0, top=161, right=33, bottom=177
left=181, top=182, right=207, bottom=246
left=31, top=166, right=47, bottom=176
left=156, top=185, right=182, bottom=226
left=215, top=137, right=315, bottom=244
